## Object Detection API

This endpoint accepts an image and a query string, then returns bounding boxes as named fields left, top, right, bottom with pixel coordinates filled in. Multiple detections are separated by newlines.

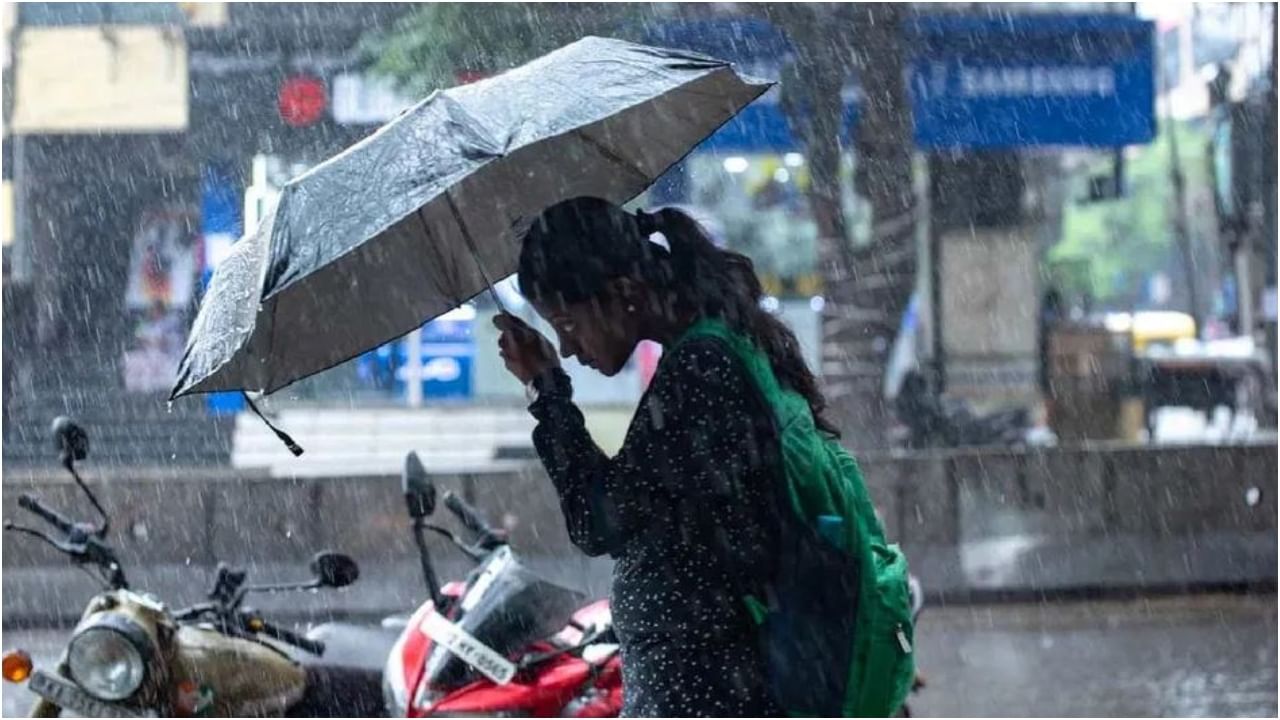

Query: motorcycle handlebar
left=252, top=616, right=325, bottom=656
left=442, top=491, right=495, bottom=540
left=18, top=494, right=75, bottom=535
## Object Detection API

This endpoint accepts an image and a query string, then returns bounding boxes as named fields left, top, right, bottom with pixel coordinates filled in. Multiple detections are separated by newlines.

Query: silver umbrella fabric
left=171, top=36, right=770, bottom=401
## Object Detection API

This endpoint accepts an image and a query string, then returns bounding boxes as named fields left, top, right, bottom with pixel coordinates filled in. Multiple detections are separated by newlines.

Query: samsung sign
left=644, top=14, right=1155, bottom=151
left=334, top=15, right=1156, bottom=151
left=908, top=14, right=1156, bottom=148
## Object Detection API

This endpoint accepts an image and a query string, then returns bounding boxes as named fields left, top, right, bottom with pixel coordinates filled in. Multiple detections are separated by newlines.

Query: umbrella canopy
left=171, top=36, right=771, bottom=401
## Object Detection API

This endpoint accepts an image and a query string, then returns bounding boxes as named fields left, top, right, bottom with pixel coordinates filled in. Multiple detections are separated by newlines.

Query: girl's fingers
left=493, top=312, right=532, bottom=335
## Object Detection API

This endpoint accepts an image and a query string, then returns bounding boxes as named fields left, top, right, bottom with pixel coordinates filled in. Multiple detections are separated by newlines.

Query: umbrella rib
left=444, top=191, right=507, bottom=313
left=572, top=130, right=651, bottom=185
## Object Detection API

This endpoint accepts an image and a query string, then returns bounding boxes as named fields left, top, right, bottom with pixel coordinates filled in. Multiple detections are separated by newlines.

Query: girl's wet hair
left=518, top=196, right=838, bottom=436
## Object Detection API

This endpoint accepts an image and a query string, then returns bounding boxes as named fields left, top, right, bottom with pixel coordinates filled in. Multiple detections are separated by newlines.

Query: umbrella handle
left=482, top=280, right=507, bottom=315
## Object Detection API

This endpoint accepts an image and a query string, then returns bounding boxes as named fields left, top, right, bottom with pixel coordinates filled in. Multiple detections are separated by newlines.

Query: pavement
left=2, top=592, right=1274, bottom=717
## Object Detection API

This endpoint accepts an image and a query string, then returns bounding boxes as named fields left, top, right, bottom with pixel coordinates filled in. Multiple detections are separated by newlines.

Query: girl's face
left=531, top=288, right=641, bottom=377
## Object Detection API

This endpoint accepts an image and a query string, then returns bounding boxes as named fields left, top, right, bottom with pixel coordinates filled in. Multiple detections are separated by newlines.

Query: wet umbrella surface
left=170, top=36, right=770, bottom=401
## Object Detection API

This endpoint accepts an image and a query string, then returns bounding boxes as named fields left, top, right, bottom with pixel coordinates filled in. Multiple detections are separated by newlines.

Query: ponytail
left=636, top=207, right=839, bottom=437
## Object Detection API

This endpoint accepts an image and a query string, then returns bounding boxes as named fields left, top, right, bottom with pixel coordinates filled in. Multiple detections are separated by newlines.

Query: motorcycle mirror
left=49, top=416, right=110, bottom=536
left=402, top=452, right=436, bottom=519
left=310, top=552, right=359, bottom=589
left=50, top=417, right=89, bottom=464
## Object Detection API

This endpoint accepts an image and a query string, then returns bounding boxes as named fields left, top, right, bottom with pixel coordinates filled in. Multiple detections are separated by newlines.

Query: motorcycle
left=382, top=452, right=623, bottom=717
left=1, top=417, right=385, bottom=717
left=892, top=371, right=1032, bottom=449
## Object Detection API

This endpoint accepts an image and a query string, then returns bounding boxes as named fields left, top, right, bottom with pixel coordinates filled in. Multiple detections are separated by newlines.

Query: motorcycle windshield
left=421, top=546, right=587, bottom=690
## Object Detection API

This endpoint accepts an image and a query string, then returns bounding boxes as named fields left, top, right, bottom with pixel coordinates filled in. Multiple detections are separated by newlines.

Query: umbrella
left=171, top=36, right=771, bottom=415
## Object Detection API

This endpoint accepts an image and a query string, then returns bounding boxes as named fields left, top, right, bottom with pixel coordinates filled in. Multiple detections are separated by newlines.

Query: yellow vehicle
left=1103, top=311, right=1197, bottom=353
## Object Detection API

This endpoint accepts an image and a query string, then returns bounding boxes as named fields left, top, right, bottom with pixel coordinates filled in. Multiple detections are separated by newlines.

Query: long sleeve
left=528, top=338, right=773, bottom=558
left=531, top=337, right=785, bottom=716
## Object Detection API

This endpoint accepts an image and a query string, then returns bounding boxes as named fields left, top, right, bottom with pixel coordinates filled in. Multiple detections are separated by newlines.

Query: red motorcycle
left=381, top=453, right=622, bottom=718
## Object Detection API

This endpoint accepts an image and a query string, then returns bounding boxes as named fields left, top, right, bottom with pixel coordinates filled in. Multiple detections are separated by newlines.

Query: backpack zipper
left=896, top=624, right=912, bottom=654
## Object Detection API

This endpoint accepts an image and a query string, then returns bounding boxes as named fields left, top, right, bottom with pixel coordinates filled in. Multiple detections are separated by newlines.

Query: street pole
left=1236, top=212, right=1255, bottom=337
left=406, top=328, right=423, bottom=408
left=1163, top=60, right=1204, bottom=335
left=12, top=128, right=26, bottom=283
left=7, top=13, right=27, bottom=285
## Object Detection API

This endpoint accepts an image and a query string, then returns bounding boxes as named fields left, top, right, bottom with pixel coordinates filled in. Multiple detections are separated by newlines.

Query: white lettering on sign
left=332, top=73, right=416, bottom=125
left=419, top=610, right=517, bottom=685
left=958, top=66, right=1116, bottom=98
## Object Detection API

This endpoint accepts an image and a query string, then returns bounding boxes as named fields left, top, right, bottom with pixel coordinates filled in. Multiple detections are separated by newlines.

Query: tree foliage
left=363, top=4, right=647, bottom=93
left=1055, top=121, right=1216, bottom=306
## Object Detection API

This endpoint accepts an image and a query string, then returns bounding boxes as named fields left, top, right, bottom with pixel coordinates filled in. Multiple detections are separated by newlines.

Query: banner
left=908, top=14, right=1157, bottom=148
left=122, top=208, right=201, bottom=393
left=643, top=14, right=1155, bottom=151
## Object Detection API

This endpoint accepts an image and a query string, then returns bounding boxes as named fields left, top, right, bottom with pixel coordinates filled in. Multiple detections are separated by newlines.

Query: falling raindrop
left=1245, top=486, right=1262, bottom=507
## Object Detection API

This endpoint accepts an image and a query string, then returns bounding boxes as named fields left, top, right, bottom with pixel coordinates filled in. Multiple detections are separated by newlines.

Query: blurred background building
left=1, top=2, right=1274, bottom=475
left=1, top=8, right=1274, bottom=690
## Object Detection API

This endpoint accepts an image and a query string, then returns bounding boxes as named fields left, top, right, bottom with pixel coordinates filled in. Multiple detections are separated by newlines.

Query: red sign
left=455, top=70, right=489, bottom=85
left=278, top=76, right=327, bottom=127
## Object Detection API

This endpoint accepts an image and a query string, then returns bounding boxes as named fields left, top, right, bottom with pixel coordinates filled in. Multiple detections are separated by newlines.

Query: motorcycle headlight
left=67, top=619, right=149, bottom=701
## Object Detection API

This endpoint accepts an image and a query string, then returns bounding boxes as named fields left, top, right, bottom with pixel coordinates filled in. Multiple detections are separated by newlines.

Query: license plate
left=420, top=611, right=517, bottom=685
left=28, top=669, right=147, bottom=718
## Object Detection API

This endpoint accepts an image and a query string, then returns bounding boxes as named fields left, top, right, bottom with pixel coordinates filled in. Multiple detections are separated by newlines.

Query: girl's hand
left=493, top=313, right=560, bottom=385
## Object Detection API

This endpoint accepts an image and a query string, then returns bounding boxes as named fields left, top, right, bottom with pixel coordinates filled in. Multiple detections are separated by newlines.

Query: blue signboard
left=697, top=99, right=859, bottom=154
left=908, top=15, right=1156, bottom=148
left=199, top=163, right=242, bottom=289
left=199, top=163, right=245, bottom=415
left=643, top=19, right=800, bottom=153
left=642, top=14, right=1155, bottom=152
left=394, top=312, right=475, bottom=401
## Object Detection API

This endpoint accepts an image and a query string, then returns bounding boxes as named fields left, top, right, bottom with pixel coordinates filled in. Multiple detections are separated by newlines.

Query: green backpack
left=678, top=319, right=915, bottom=718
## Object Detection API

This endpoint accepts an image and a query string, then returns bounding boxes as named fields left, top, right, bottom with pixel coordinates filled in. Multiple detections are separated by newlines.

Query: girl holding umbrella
left=495, top=197, right=838, bottom=717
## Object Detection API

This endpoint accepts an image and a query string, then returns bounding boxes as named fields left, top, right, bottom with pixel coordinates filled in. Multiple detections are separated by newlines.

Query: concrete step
left=258, top=408, right=536, bottom=432
left=5, top=383, right=236, bottom=469
left=232, top=450, right=532, bottom=476
left=6, top=413, right=235, bottom=437
left=4, top=416, right=236, bottom=468
left=7, top=395, right=211, bottom=423
left=233, top=428, right=534, bottom=454
left=228, top=407, right=538, bottom=477
left=3, top=443, right=233, bottom=468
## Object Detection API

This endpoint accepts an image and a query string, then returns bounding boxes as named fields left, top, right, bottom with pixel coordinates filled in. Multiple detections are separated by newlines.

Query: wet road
left=2, top=593, right=1274, bottom=717
left=909, top=593, right=1277, bottom=717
